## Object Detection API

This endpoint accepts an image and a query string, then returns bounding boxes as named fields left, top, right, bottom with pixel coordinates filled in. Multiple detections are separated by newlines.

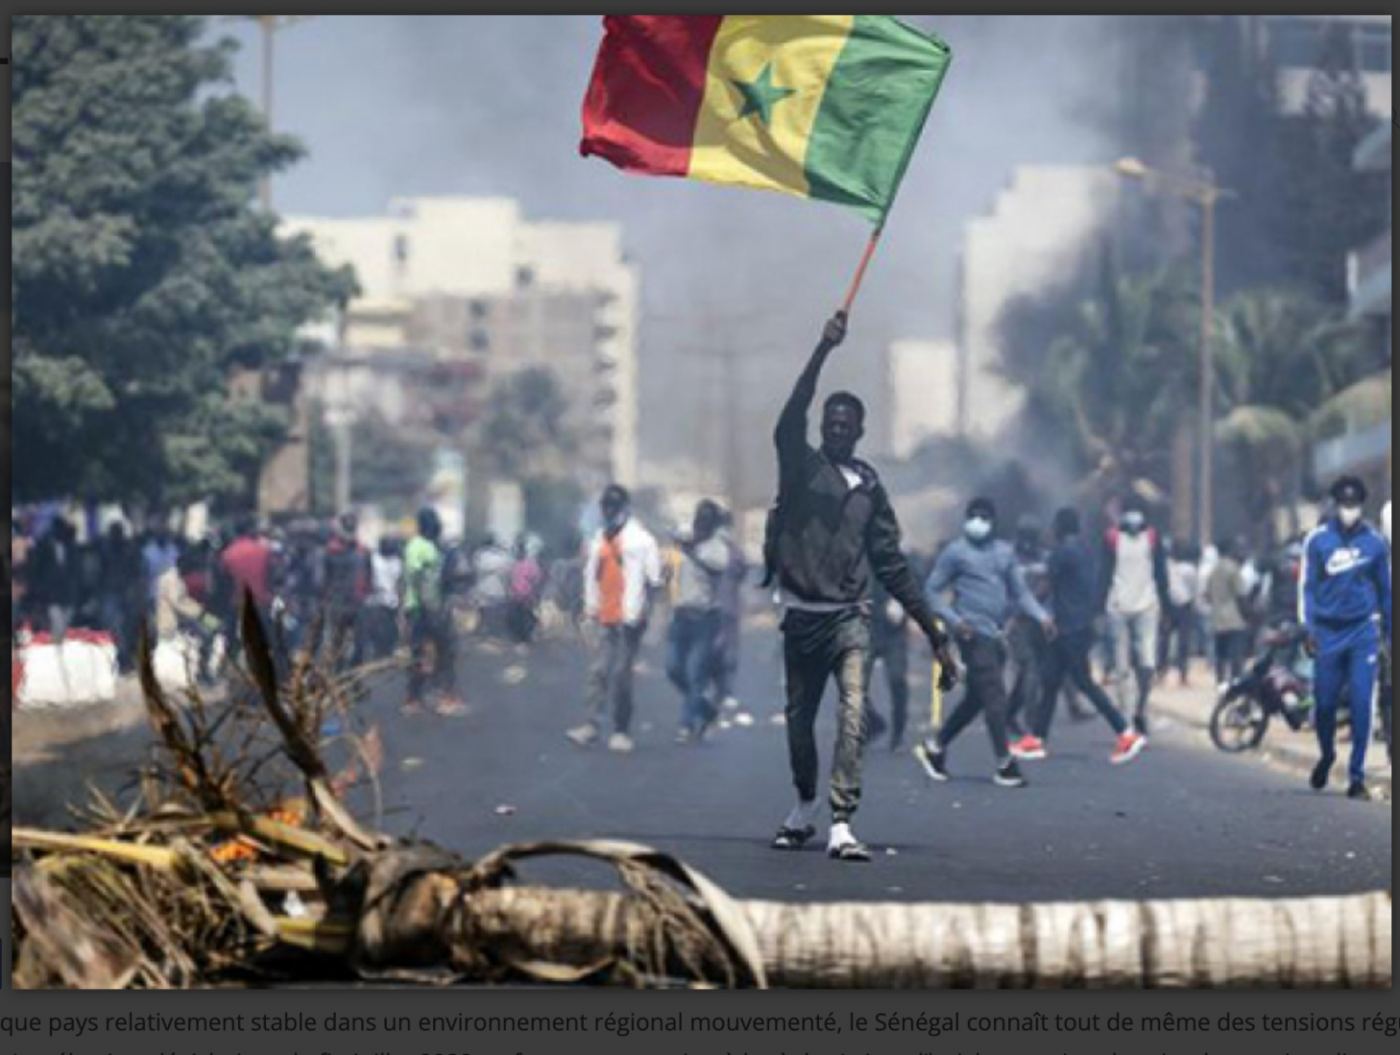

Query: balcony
left=1347, top=227, right=1391, bottom=319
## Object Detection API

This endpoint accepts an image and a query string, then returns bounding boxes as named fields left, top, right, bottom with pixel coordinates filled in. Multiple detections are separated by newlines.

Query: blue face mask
left=964, top=516, right=992, bottom=541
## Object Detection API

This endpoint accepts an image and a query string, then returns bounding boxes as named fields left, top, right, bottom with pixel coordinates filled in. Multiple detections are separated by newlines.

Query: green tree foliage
left=1211, top=286, right=1372, bottom=536
left=999, top=250, right=1199, bottom=502
left=477, top=367, right=577, bottom=480
left=308, top=405, right=438, bottom=519
left=11, top=15, right=356, bottom=508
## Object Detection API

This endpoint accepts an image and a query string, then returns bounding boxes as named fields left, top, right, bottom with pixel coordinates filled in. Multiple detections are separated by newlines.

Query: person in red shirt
left=219, top=516, right=273, bottom=622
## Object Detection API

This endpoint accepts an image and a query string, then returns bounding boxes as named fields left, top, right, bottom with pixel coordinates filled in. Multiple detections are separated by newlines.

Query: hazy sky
left=217, top=15, right=1124, bottom=478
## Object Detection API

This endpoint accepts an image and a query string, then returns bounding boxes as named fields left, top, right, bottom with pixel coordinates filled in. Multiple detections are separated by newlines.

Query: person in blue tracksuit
left=1299, top=476, right=1392, bottom=800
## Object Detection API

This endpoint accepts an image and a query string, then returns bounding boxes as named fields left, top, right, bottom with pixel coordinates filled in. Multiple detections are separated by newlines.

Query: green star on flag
left=731, top=63, right=796, bottom=125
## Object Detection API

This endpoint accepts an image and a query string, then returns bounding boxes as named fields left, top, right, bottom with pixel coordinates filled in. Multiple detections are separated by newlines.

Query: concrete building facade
left=283, top=196, right=640, bottom=489
left=887, top=339, right=959, bottom=459
left=956, top=165, right=1116, bottom=440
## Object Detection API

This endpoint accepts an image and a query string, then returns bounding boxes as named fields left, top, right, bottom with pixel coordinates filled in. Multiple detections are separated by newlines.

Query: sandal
left=828, top=838, right=872, bottom=863
left=770, top=824, right=816, bottom=850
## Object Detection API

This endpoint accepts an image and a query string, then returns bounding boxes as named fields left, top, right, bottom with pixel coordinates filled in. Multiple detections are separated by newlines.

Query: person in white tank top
left=1100, top=501, right=1170, bottom=733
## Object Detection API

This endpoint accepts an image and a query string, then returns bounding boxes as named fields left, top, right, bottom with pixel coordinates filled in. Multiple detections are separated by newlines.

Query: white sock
left=784, top=799, right=817, bottom=830
left=828, top=821, right=855, bottom=848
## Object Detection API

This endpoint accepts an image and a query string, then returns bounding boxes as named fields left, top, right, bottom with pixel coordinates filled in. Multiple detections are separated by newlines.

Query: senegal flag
left=580, top=16, right=951, bottom=224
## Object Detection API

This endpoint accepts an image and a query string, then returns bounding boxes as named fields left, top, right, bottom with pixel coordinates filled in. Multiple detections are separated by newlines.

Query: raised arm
left=774, top=311, right=847, bottom=463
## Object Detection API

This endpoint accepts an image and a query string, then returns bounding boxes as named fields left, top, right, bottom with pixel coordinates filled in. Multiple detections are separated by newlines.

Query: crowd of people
left=11, top=313, right=1389, bottom=866
left=9, top=506, right=589, bottom=714
left=550, top=310, right=1388, bottom=864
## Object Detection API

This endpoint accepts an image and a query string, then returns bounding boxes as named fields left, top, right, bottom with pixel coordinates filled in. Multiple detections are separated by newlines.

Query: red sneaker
left=1110, top=730, right=1147, bottom=765
left=1010, top=734, right=1047, bottom=761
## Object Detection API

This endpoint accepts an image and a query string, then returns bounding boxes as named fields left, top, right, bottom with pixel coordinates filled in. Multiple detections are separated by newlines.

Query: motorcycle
left=1209, top=623, right=1317, bottom=753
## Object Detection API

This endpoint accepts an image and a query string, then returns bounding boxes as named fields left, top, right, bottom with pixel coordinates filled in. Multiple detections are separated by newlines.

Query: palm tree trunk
left=447, top=886, right=1390, bottom=989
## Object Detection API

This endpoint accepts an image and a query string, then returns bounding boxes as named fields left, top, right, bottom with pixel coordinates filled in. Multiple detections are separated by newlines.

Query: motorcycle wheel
left=1209, top=693, right=1270, bottom=753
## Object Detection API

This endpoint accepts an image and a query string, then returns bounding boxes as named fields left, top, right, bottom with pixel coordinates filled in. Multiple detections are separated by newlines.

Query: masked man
left=1301, top=476, right=1392, bottom=800
left=1099, top=499, right=1170, bottom=733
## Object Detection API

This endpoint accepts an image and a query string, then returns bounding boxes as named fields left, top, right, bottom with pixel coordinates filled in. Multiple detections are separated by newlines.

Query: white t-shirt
left=369, top=553, right=403, bottom=609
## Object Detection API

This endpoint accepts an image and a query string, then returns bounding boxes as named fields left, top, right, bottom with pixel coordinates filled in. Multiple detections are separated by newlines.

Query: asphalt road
left=360, top=617, right=1392, bottom=905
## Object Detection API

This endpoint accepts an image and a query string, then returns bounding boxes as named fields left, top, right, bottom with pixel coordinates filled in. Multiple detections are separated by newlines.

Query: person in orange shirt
left=566, top=485, right=662, bottom=753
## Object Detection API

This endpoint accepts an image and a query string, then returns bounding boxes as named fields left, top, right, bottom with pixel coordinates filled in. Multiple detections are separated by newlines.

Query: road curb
left=1150, top=682, right=1392, bottom=800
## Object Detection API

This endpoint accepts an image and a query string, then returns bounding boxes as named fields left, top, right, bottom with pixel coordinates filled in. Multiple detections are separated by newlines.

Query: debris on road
left=8, top=596, right=1393, bottom=991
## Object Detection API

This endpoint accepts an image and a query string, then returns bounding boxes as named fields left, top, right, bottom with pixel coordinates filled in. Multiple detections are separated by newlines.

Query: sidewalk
left=1147, top=671, right=1392, bottom=801
left=12, top=672, right=150, bottom=765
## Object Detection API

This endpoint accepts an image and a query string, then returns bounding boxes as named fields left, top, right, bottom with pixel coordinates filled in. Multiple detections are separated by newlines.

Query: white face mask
left=1338, top=504, right=1363, bottom=528
left=964, top=516, right=992, bottom=541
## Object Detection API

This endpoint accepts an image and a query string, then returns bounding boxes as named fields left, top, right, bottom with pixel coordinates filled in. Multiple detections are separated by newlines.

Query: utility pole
left=1197, top=175, right=1221, bottom=549
left=244, top=15, right=309, bottom=211
left=1113, top=157, right=1234, bottom=548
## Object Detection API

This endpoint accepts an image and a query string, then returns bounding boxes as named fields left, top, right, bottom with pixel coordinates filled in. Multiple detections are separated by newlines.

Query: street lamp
left=1113, top=156, right=1236, bottom=548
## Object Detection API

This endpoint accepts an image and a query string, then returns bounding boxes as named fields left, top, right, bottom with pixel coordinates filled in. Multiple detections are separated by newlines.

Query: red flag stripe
left=579, top=15, right=724, bottom=177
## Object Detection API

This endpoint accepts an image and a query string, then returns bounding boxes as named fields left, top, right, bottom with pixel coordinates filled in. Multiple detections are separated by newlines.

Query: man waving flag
left=580, top=15, right=951, bottom=225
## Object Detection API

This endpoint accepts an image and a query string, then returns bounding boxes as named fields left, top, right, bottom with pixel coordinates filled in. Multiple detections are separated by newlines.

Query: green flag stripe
left=803, top=16, right=951, bottom=223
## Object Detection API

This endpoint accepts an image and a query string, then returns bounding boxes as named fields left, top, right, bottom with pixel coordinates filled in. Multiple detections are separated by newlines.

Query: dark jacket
left=766, top=336, right=940, bottom=642
left=1047, top=533, right=1102, bottom=634
left=323, top=536, right=370, bottom=608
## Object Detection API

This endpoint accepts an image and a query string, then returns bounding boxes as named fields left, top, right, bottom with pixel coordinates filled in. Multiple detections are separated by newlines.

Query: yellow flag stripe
left=687, top=15, right=855, bottom=198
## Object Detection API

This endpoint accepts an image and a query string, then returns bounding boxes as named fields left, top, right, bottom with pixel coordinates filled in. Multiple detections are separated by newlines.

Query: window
left=515, top=265, right=534, bottom=289
left=393, top=234, right=410, bottom=265
left=469, top=298, right=487, bottom=319
left=469, top=330, right=490, bottom=352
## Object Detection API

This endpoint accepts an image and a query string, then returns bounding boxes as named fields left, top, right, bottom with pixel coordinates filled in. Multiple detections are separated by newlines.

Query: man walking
left=1009, top=508, right=1147, bottom=765
left=666, top=499, right=728, bottom=743
left=914, top=497, right=1055, bottom=788
left=322, top=512, right=371, bottom=666
left=1300, top=476, right=1391, bottom=800
left=1005, top=515, right=1051, bottom=743
left=1159, top=538, right=1198, bottom=686
left=403, top=507, right=465, bottom=717
left=766, top=311, right=955, bottom=862
left=1100, top=499, right=1169, bottom=733
left=567, top=485, right=663, bottom=753
left=1206, top=536, right=1251, bottom=687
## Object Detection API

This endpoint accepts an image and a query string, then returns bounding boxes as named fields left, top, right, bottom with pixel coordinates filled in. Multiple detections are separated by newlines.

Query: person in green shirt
left=403, top=507, right=464, bottom=716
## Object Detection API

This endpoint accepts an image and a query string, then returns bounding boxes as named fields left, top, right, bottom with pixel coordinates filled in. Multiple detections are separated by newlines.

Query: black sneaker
left=1347, top=781, right=1371, bottom=801
left=1310, top=757, right=1333, bottom=790
left=993, top=757, right=1028, bottom=788
left=913, top=739, right=949, bottom=782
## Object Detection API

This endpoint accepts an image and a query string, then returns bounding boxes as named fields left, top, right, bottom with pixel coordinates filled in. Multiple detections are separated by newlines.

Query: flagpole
left=839, top=225, right=884, bottom=316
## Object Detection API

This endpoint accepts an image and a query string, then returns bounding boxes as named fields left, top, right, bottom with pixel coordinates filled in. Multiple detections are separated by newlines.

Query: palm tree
left=1211, top=287, right=1371, bottom=541
left=1016, top=251, right=1198, bottom=506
